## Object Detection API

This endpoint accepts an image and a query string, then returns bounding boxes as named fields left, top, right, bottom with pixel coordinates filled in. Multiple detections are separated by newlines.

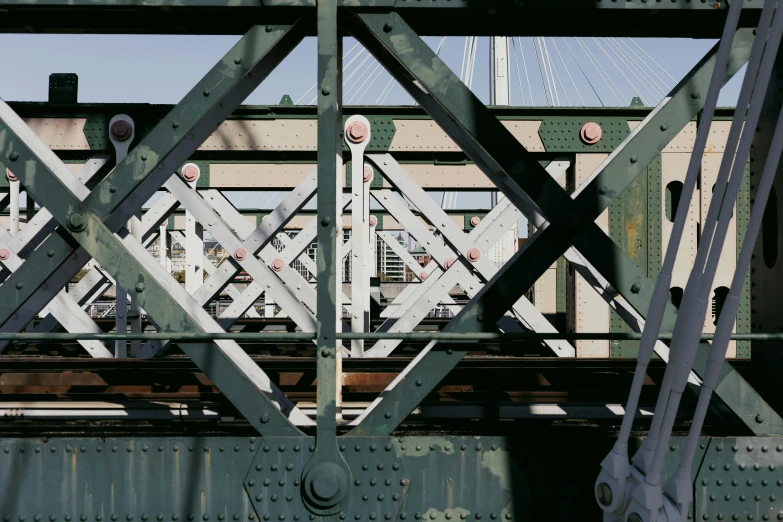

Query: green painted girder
left=346, top=12, right=781, bottom=436
left=0, top=0, right=764, bottom=36
left=0, top=22, right=311, bottom=436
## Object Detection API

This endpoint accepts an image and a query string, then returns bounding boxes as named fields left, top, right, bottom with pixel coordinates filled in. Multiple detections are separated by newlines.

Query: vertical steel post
left=159, top=223, right=169, bottom=270
left=300, top=1, right=351, bottom=516
left=490, top=37, right=509, bottom=208
left=185, top=210, right=204, bottom=294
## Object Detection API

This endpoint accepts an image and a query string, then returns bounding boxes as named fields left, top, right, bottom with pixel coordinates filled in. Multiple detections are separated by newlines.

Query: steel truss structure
left=1, top=2, right=783, bottom=522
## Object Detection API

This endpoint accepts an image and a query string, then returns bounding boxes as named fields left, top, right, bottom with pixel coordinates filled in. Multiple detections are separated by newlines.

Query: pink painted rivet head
left=580, top=122, right=602, bottom=145
left=419, top=271, right=428, bottom=281
left=467, top=248, right=481, bottom=262
left=162, top=218, right=169, bottom=227
left=5, top=169, right=17, bottom=182
left=363, top=165, right=374, bottom=183
left=470, top=216, right=481, bottom=227
left=346, top=121, right=369, bottom=144
left=0, top=249, right=9, bottom=261
left=369, top=215, right=378, bottom=227
left=182, top=163, right=200, bottom=183
left=272, top=258, right=285, bottom=272
left=233, top=248, right=247, bottom=261
left=444, top=258, right=456, bottom=269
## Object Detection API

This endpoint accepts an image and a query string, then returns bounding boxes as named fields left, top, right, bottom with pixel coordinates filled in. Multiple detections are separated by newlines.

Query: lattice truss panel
left=0, top=9, right=779, bottom=440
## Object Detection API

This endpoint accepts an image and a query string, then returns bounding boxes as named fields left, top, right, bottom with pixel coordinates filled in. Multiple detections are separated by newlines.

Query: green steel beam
left=0, top=1, right=763, bottom=36
left=0, top=22, right=310, bottom=436
left=303, top=0, right=352, bottom=515
left=347, top=12, right=781, bottom=436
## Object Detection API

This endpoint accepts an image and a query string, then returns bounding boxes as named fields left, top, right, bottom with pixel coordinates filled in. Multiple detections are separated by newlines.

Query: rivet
left=631, top=283, right=641, bottom=293
left=383, top=22, right=393, bottom=32
left=630, top=156, right=638, bottom=163
left=322, top=349, right=331, bottom=357
left=8, top=152, right=19, bottom=162
left=385, top=412, right=392, bottom=419
left=321, top=86, right=331, bottom=96
left=385, top=444, right=392, bottom=451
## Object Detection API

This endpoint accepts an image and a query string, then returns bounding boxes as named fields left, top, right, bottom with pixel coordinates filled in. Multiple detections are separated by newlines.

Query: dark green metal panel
left=694, top=437, right=783, bottom=521
left=647, top=155, right=663, bottom=280
left=538, top=118, right=630, bottom=153
left=48, top=73, right=78, bottom=104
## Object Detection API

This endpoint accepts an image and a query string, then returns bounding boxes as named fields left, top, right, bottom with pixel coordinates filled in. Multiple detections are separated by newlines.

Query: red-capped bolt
left=182, top=163, right=200, bottom=183
left=369, top=215, right=378, bottom=227
left=419, top=271, right=428, bottom=281
left=272, top=259, right=285, bottom=272
left=234, top=248, right=247, bottom=261
left=0, top=249, right=9, bottom=261
left=363, top=165, right=374, bottom=183
left=5, top=169, right=17, bottom=182
left=110, top=120, right=133, bottom=142
left=444, top=258, right=456, bottom=269
left=580, top=122, right=602, bottom=145
left=467, top=248, right=481, bottom=262
left=470, top=216, right=481, bottom=227
left=346, top=121, right=369, bottom=144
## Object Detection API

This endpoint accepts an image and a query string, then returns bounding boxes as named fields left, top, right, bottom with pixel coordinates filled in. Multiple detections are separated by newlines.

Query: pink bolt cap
left=470, top=216, right=481, bottom=227
left=5, top=169, right=17, bottom=182
left=0, top=249, right=9, bottom=261
left=346, top=121, right=369, bottom=144
left=419, top=271, right=428, bottom=281
left=444, top=258, right=456, bottom=269
left=272, top=259, right=285, bottom=272
left=467, top=248, right=480, bottom=262
left=369, top=215, right=378, bottom=227
left=363, top=165, right=374, bottom=183
left=580, top=122, right=602, bottom=145
left=233, top=248, right=247, bottom=261
left=182, top=163, right=200, bottom=182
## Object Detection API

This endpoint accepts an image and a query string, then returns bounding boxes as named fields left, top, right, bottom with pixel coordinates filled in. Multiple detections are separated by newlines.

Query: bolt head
left=135, top=282, right=145, bottom=293
left=444, top=258, right=456, bottom=269
left=467, top=248, right=481, bottom=262
left=272, top=258, right=285, bottom=272
left=470, top=216, right=481, bottom=227
left=110, top=120, right=133, bottom=142
left=67, top=212, right=86, bottom=232
left=369, top=215, right=378, bottom=227
left=363, top=165, right=374, bottom=183
left=5, top=169, right=17, bottom=182
left=234, top=248, right=247, bottom=261
left=347, top=121, right=369, bottom=144
left=310, top=470, right=340, bottom=501
left=419, top=271, right=428, bottom=281
left=0, top=249, right=9, bottom=261
left=596, top=483, right=613, bottom=506
left=383, top=22, right=393, bottom=32
left=182, top=163, right=200, bottom=183
left=580, top=122, right=602, bottom=145
left=631, top=283, right=641, bottom=293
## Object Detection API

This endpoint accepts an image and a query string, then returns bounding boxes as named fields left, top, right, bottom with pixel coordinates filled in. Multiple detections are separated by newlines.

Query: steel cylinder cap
left=444, top=258, right=456, bottom=269
left=5, top=169, right=17, bottom=182
left=0, top=249, right=9, bottom=261
left=346, top=121, right=369, bottom=144
left=110, top=120, right=133, bottom=142
left=363, top=165, right=374, bottom=183
left=272, top=259, right=285, bottom=272
left=419, top=271, right=428, bottom=281
left=182, top=163, right=200, bottom=183
left=470, top=216, right=481, bottom=227
left=233, top=248, right=247, bottom=261
left=369, top=215, right=378, bottom=227
left=467, top=248, right=481, bottom=262
left=580, top=122, right=602, bottom=145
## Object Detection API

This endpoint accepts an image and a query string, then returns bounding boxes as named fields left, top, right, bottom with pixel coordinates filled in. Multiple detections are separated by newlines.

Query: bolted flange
left=5, top=169, right=17, bottom=182
left=466, top=248, right=480, bottom=262
left=272, top=259, right=285, bottom=272
left=470, top=216, right=481, bottom=227
left=444, top=258, right=456, bottom=269
left=580, top=122, right=602, bottom=145
left=363, top=165, right=374, bottom=183
left=233, top=248, right=247, bottom=261
left=110, top=120, right=133, bottom=142
left=182, top=163, right=201, bottom=183
left=346, top=122, right=369, bottom=144
left=419, top=271, right=428, bottom=281
left=369, top=215, right=378, bottom=227
left=302, top=461, right=349, bottom=514
left=0, top=249, right=9, bottom=261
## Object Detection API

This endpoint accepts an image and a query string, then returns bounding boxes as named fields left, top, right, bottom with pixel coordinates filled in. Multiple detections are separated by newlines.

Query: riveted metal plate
left=695, top=437, right=783, bottom=522
left=245, top=437, right=410, bottom=522
left=0, top=437, right=258, bottom=520
left=538, top=118, right=629, bottom=153
left=178, top=160, right=211, bottom=188
left=83, top=113, right=157, bottom=150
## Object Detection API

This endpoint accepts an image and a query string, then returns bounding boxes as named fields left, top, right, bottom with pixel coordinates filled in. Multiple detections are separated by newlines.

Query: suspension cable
left=576, top=37, right=624, bottom=105
left=551, top=38, right=585, bottom=106
left=563, top=38, right=604, bottom=106
left=592, top=37, right=648, bottom=105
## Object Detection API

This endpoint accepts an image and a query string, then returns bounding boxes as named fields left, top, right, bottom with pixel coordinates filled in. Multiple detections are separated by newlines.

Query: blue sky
left=0, top=34, right=747, bottom=236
